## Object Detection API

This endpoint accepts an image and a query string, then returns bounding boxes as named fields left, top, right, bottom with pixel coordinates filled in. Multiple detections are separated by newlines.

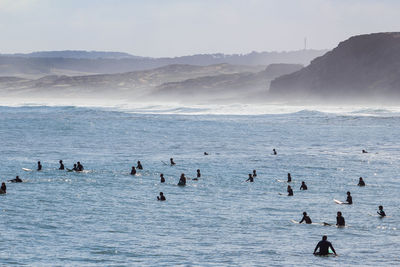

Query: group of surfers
left=0, top=148, right=389, bottom=256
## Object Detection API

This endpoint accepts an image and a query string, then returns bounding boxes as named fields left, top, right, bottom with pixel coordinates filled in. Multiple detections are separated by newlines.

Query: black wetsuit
left=0, top=184, right=6, bottom=193
left=59, top=163, right=64, bottom=170
left=299, top=215, right=312, bottom=224
left=288, top=188, right=293, bottom=196
left=314, top=240, right=334, bottom=255
left=178, top=176, right=186, bottom=186
left=157, top=195, right=166, bottom=201
left=131, top=168, right=136, bottom=175
left=346, top=195, right=353, bottom=204
left=37, top=163, right=42, bottom=171
left=358, top=180, right=365, bottom=186
left=137, top=162, right=143, bottom=170
left=300, top=183, right=308, bottom=190
left=77, top=163, right=84, bottom=171
left=10, top=177, right=22, bottom=183
left=246, top=176, right=254, bottom=182
left=378, top=210, right=386, bottom=217
left=160, top=176, right=165, bottom=183
left=336, top=216, right=345, bottom=226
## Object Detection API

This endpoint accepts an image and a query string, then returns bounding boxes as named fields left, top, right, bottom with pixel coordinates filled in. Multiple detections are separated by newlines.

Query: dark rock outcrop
left=269, top=32, right=400, bottom=102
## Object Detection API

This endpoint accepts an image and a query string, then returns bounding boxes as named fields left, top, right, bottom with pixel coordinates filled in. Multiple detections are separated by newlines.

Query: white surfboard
left=22, top=168, right=33, bottom=172
left=333, top=199, right=344, bottom=204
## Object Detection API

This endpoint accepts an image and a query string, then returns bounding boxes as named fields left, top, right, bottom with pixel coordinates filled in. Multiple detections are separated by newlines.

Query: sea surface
left=0, top=103, right=399, bottom=266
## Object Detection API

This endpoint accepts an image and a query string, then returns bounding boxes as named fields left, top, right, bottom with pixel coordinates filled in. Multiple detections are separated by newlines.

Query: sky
left=0, top=0, right=399, bottom=57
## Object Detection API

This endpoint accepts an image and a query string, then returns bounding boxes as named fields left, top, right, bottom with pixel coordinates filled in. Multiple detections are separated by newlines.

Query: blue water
left=0, top=105, right=399, bottom=266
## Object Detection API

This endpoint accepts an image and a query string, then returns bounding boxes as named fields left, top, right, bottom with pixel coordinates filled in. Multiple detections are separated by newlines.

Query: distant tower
left=304, top=37, right=307, bottom=50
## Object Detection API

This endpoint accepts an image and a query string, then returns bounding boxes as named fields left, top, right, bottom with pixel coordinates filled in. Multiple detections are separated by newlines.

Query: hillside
left=0, top=49, right=325, bottom=78
left=151, top=64, right=303, bottom=101
left=0, top=64, right=266, bottom=98
left=269, top=32, right=400, bottom=102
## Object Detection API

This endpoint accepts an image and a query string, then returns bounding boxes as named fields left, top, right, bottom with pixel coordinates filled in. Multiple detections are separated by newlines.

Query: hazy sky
left=0, top=0, right=399, bottom=57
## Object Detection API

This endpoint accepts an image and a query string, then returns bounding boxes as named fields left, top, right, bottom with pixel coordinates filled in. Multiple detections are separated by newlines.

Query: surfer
left=77, top=162, right=84, bottom=171
left=193, top=169, right=201, bottom=181
left=299, top=212, right=312, bottom=224
left=362, top=149, right=368, bottom=153
left=137, top=161, right=143, bottom=170
left=0, top=182, right=6, bottom=194
left=377, top=205, right=386, bottom=217
left=8, top=176, right=22, bottom=183
left=130, top=166, right=137, bottom=175
left=300, top=181, right=308, bottom=190
left=287, top=173, right=292, bottom=182
left=160, top=173, right=165, bottom=183
left=273, top=149, right=277, bottom=155
left=357, top=177, right=365, bottom=186
left=157, top=192, right=166, bottom=201
left=313, top=235, right=337, bottom=256
left=37, top=161, right=42, bottom=171
left=178, top=173, right=186, bottom=186
left=246, top=174, right=254, bottom=182
left=253, top=170, right=257, bottom=177
left=346, top=191, right=353, bottom=204
left=204, top=152, right=209, bottom=155
left=336, top=211, right=345, bottom=226
left=72, top=164, right=78, bottom=171
left=59, top=160, right=65, bottom=170
left=170, top=158, right=176, bottom=166
left=287, top=185, right=293, bottom=196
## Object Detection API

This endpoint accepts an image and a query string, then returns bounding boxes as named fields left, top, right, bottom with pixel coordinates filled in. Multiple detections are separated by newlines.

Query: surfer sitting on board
left=77, top=162, right=84, bottom=171
left=362, top=149, right=368, bottom=153
left=314, top=235, right=337, bottom=256
left=246, top=174, right=254, bottom=182
left=72, top=164, right=78, bottom=171
left=273, top=149, right=277, bottom=155
left=0, top=182, right=6, bottom=194
left=8, top=176, right=22, bottom=183
left=287, top=173, right=292, bottom=182
left=59, top=160, right=64, bottom=170
left=170, top=158, right=176, bottom=166
left=37, top=161, right=42, bottom=171
left=178, top=173, right=186, bottom=186
left=137, top=161, right=143, bottom=170
left=287, top=185, right=293, bottom=196
left=357, top=177, right=365, bottom=186
left=346, top=191, right=353, bottom=204
left=336, top=211, right=345, bottom=226
left=130, top=166, right=136, bottom=175
left=160, top=173, right=165, bottom=183
left=299, top=212, right=312, bottom=224
left=252, top=170, right=257, bottom=177
left=157, top=192, right=166, bottom=201
left=193, top=169, right=201, bottom=181
left=300, top=181, right=308, bottom=190
left=377, top=205, right=386, bottom=217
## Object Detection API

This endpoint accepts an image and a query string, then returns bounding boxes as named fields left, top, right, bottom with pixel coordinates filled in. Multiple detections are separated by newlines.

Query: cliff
left=269, top=32, right=400, bottom=102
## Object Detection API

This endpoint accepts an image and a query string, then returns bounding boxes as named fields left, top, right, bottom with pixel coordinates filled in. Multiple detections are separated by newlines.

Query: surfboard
left=22, top=168, right=33, bottom=172
left=333, top=199, right=344, bottom=204
left=368, top=213, right=390, bottom=218
left=291, top=219, right=300, bottom=224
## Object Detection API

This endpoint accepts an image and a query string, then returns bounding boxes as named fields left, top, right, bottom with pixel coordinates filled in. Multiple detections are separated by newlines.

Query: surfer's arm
left=329, top=245, right=337, bottom=255
left=299, top=217, right=304, bottom=224
left=313, top=243, right=319, bottom=254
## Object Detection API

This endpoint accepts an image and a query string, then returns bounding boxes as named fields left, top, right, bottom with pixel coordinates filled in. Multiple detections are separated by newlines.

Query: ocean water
left=0, top=104, right=399, bottom=266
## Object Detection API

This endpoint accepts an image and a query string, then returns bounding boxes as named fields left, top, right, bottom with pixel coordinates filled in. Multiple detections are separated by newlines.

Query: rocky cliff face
left=269, top=32, right=400, bottom=102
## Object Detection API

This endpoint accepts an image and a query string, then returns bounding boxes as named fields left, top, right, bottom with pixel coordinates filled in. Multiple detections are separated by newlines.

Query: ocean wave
left=0, top=97, right=400, bottom=117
